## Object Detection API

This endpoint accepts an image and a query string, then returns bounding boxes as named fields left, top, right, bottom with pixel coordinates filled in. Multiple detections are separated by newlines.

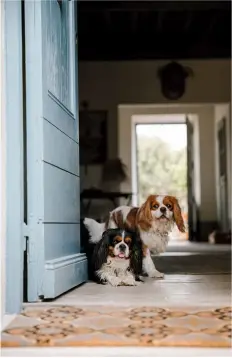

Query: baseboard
left=45, top=253, right=87, bottom=270
left=43, top=253, right=88, bottom=299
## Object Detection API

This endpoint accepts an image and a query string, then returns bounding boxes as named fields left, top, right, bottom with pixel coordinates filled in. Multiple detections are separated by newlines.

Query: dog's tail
left=83, top=218, right=105, bottom=244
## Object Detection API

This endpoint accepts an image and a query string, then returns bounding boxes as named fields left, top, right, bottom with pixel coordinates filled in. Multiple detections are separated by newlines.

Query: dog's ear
left=111, top=210, right=124, bottom=229
left=141, top=195, right=154, bottom=221
left=129, top=233, right=143, bottom=276
left=92, top=230, right=110, bottom=273
left=137, top=195, right=155, bottom=230
left=171, top=197, right=185, bottom=233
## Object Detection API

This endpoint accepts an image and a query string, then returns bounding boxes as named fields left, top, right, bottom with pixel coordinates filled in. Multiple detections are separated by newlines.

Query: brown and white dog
left=84, top=195, right=185, bottom=279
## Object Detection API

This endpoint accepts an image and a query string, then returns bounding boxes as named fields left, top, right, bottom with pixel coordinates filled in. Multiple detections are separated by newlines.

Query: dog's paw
left=135, top=275, right=145, bottom=282
left=148, top=270, right=164, bottom=279
left=108, top=276, right=122, bottom=287
left=122, top=277, right=141, bottom=286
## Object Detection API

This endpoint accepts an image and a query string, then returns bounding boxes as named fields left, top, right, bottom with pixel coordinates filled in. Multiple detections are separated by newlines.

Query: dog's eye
left=166, top=204, right=172, bottom=209
left=125, top=237, right=132, bottom=244
left=152, top=204, right=159, bottom=209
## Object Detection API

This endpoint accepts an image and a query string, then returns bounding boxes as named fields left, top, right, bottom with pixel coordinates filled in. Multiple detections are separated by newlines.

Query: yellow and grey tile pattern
left=1, top=305, right=231, bottom=348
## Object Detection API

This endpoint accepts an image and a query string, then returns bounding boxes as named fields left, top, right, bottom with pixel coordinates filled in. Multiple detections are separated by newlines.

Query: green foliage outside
left=137, top=135, right=187, bottom=209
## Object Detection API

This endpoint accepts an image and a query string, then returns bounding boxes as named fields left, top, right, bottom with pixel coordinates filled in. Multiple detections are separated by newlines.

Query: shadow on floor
left=154, top=252, right=231, bottom=274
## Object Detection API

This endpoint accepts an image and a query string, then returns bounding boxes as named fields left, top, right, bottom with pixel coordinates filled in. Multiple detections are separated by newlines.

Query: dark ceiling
left=78, top=1, right=231, bottom=61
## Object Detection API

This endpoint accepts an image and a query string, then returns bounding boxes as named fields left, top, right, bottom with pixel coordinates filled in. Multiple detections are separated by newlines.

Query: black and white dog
left=81, top=221, right=143, bottom=287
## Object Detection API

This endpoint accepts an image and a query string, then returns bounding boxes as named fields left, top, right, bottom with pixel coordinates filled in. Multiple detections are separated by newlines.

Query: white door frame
left=1, top=0, right=24, bottom=314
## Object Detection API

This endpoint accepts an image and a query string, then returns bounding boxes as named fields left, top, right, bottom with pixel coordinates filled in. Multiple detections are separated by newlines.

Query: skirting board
left=43, top=253, right=88, bottom=298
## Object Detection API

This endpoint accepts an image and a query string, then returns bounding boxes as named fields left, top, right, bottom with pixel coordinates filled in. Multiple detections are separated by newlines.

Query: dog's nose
left=119, top=244, right=126, bottom=251
left=160, top=206, right=166, bottom=213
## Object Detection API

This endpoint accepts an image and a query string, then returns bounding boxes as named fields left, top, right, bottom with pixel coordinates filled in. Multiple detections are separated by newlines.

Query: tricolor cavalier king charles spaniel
left=84, top=195, right=185, bottom=279
left=83, top=227, right=143, bottom=286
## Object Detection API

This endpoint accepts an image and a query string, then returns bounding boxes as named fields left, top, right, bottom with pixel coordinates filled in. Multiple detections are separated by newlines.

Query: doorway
left=135, top=117, right=188, bottom=241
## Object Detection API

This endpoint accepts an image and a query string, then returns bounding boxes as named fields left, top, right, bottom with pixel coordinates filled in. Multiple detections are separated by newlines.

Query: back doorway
left=135, top=120, right=188, bottom=241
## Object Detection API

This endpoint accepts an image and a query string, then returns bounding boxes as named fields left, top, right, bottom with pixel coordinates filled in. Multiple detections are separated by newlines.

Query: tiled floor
left=1, top=243, right=231, bottom=356
left=39, top=242, right=231, bottom=307
left=51, top=274, right=231, bottom=308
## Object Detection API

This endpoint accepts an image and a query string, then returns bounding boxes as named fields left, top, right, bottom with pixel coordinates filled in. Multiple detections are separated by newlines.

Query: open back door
left=186, top=116, right=199, bottom=241
left=25, top=0, right=87, bottom=301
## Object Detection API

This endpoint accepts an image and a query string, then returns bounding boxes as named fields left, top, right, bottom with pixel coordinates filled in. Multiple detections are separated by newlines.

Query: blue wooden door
left=24, top=0, right=87, bottom=301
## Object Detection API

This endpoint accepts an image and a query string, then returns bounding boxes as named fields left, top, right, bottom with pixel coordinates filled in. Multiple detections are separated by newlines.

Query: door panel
left=43, top=120, right=79, bottom=176
left=44, top=224, right=80, bottom=260
left=44, top=165, right=80, bottom=222
left=43, top=253, right=87, bottom=298
left=45, top=1, right=72, bottom=110
left=45, top=99, right=77, bottom=139
left=25, top=0, right=87, bottom=301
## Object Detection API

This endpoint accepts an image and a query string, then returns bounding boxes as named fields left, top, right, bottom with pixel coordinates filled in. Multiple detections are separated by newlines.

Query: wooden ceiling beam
left=183, top=12, right=193, bottom=32
left=103, top=10, right=111, bottom=27
left=198, top=13, right=221, bottom=45
left=156, top=11, right=165, bottom=32
left=207, top=14, right=220, bottom=35
left=130, top=11, right=138, bottom=33
left=79, top=35, right=230, bottom=53
left=79, top=46, right=231, bottom=61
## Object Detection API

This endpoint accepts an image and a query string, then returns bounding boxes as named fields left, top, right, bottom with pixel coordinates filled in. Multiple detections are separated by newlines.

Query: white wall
left=79, top=59, right=231, bottom=225
left=79, top=59, right=230, bottom=183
